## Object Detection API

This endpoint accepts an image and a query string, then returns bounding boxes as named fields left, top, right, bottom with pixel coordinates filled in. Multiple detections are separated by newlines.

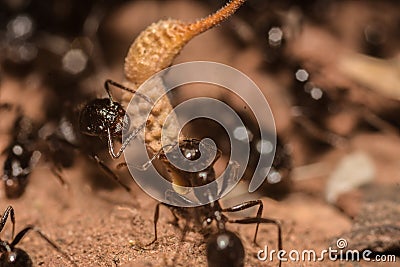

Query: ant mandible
left=0, top=206, right=76, bottom=266
left=141, top=139, right=282, bottom=267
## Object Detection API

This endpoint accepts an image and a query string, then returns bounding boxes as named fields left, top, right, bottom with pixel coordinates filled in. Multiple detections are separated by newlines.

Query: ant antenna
left=107, top=122, right=148, bottom=159
left=117, top=142, right=178, bottom=171
left=104, top=79, right=153, bottom=104
left=0, top=206, right=15, bottom=239
left=10, top=226, right=77, bottom=267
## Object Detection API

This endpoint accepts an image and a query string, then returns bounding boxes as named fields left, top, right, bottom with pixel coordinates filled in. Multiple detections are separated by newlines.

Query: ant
left=0, top=205, right=76, bottom=266
left=2, top=115, right=40, bottom=199
left=1, top=109, right=75, bottom=198
left=41, top=109, right=134, bottom=193
left=79, top=79, right=152, bottom=159
left=140, top=139, right=282, bottom=267
left=80, top=69, right=282, bottom=267
left=75, top=79, right=157, bottom=192
left=1, top=106, right=129, bottom=198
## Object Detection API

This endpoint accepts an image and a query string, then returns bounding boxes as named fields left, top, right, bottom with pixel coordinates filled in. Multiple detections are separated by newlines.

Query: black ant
left=1, top=111, right=74, bottom=198
left=0, top=205, right=76, bottom=266
left=141, top=139, right=282, bottom=267
left=1, top=107, right=129, bottom=198
left=2, top=115, right=40, bottom=199
left=32, top=80, right=141, bottom=194
left=41, top=110, right=134, bottom=193
left=79, top=79, right=152, bottom=159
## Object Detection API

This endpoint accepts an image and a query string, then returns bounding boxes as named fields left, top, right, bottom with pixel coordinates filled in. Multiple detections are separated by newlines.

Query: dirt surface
left=0, top=1, right=399, bottom=267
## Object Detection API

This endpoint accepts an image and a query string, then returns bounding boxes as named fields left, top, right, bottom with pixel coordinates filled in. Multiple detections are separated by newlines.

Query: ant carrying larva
left=81, top=1, right=283, bottom=266
left=76, top=0, right=249, bottom=197
left=79, top=0, right=247, bottom=159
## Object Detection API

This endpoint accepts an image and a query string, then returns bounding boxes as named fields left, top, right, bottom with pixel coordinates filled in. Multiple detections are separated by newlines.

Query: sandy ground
left=0, top=1, right=399, bottom=266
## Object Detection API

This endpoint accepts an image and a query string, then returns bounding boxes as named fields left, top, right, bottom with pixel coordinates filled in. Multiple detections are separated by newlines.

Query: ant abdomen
left=206, top=231, right=245, bottom=267
left=79, top=98, right=129, bottom=138
left=0, top=248, right=32, bottom=267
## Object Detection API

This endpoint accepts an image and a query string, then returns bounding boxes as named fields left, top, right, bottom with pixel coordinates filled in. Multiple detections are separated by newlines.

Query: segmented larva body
left=123, top=0, right=246, bottom=154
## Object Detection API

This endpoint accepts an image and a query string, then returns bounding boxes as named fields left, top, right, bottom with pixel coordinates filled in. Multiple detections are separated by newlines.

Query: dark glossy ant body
left=0, top=205, right=76, bottom=267
left=79, top=79, right=152, bottom=159
left=74, top=79, right=157, bottom=192
left=144, top=139, right=282, bottom=267
left=2, top=116, right=39, bottom=199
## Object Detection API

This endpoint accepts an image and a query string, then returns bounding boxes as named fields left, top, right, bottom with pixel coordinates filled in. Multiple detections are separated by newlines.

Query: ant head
left=178, top=139, right=202, bottom=161
left=79, top=98, right=130, bottom=138
left=206, top=230, right=245, bottom=267
left=0, top=248, right=33, bottom=267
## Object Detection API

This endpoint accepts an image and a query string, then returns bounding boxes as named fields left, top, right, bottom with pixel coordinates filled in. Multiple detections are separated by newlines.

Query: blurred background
left=0, top=0, right=399, bottom=266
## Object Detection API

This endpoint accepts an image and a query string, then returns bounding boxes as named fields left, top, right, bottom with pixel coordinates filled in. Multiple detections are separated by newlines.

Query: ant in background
left=58, top=78, right=153, bottom=192
left=1, top=112, right=40, bottom=199
left=40, top=107, right=134, bottom=193
left=0, top=104, right=130, bottom=198
left=0, top=205, right=76, bottom=266
left=0, top=106, right=74, bottom=198
left=140, top=139, right=282, bottom=267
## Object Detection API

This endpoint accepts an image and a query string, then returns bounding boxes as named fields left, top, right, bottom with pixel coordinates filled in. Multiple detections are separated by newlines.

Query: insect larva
left=124, top=0, right=246, bottom=86
left=122, top=0, right=246, bottom=154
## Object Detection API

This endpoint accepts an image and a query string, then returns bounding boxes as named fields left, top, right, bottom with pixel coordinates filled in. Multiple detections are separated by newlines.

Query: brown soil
left=0, top=1, right=399, bottom=267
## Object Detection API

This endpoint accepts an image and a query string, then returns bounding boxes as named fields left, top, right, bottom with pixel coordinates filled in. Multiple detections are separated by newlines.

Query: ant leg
left=295, top=117, right=347, bottom=148
left=222, top=200, right=263, bottom=244
left=0, top=206, right=15, bottom=239
left=145, top=203, right=184, bottom=247
left=146, top=202, right=162, bottom=246
left=107, top=123, right=145, bottom=159
left=217, top=160, right=239, bottom=199
left=145, top=203, right=178, bottom=246
left=168, top=209, right=180, bottom=227
left=10, top=225, right=77, bottom=267
left=116, top=142, right=178, bottom=171
left=90, top=154, right=131, bottom=193
left=228, top=217, right=282, bottom=267
left=104, top=79, right=153, bottom=104
left=50, top=166, right=69, bottom=189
